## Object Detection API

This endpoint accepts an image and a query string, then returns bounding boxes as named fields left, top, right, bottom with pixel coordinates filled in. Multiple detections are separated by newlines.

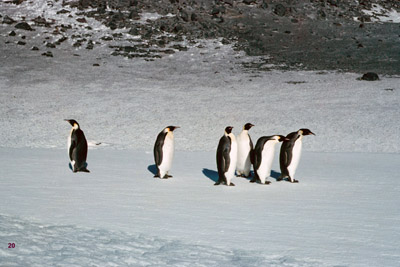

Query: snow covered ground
left=1, top=1, right=400, bottom=266
left=1, top=148, right=399, bottom=267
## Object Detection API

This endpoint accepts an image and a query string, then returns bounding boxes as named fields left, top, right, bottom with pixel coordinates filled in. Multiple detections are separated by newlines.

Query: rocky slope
left=2, top=0, right=400, bottom=74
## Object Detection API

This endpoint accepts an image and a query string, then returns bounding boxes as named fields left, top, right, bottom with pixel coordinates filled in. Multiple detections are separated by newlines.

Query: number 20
left=8, top=243, right=15, bottom=248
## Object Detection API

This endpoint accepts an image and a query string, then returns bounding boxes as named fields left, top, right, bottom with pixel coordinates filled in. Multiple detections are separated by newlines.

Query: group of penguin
left=66, top=120, right=315, bottom=186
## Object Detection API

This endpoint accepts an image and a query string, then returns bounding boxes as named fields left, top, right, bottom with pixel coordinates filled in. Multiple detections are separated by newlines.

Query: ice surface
left=0, top=148, right=399, bottom=266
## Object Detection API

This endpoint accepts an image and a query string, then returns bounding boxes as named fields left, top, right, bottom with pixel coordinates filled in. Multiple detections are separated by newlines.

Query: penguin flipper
left=154, top=131, right=167, bottom=166
left=222, top=148, right=231, bottom=173
left=69, top=138, right=77, bottom=162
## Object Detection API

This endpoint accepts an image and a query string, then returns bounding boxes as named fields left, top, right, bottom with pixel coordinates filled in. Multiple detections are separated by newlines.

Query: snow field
left=0, top=148, right=399, bottom=266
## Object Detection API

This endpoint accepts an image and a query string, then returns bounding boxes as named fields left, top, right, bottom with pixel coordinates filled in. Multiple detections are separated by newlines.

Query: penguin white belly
left=236, top=133, right=251, bottom=175
left=158, top=134, right=174, bottom=176
left=257, top=142, right=276, bottom=184
left=287, top=139, right=303, bottom=179
left=67, top=129, right=73, bottom=163
left=225, top=139, right=237, bottom=185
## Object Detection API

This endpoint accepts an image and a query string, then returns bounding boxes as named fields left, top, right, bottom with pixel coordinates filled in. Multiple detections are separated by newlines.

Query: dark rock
left=327, top=0, right=340, bottom=7
left=12, top=0, right=25, bottom=4
left=361, top=72, right=379, bottom=81
left=112, top=33, right=123, bottom=38
left=318, top=10, right=326, bottom=19
left=274, top=4, right=287, bottom=16
left=78, top=0, right=91, bottom=9
left=211, top=6, right=225, bottom=15
left=171, top=44, right=188, bottom=51
left=55, top=36, right=68, bottom=45
left=46, top=42, right=56, bottom=48
left=221, top=38, right=230, bottom=45
left=128, top=27, right=140, bottom=35
left=86, top=40, right=94, bottom=50
left=291, top=18, right=299, bottom=23
left=108, top=21, right=117, bottom=30
left=93, top=63, right=100, bottom=66
left=3, top=16, right=16, bottom=24
left=76, top=17, right=87, bottom=23
left=243, top=0, right=256, bottom=5
left=31, top=46, right=39, bottom=51
left=21, top=35, right=26, bottom=39
left=101, top=36, right=113, bottom=41
left=32, top=16, right=50, bottom=26
left=180, top=10, right=189, bottom=22
left=57, top=9, right=70, bottom=14
left=9, top=31, right=16, bottom=36
left=162, top=49, right=175, bottom=54
left=42, top=51, right=53, bottom=57
left=173, top=24, right=184, bottom=33
left=73, top=41, right=82, bottom=47
left=191, top=13, right=198, bottom=21
left=260, top=0, right=268, bottom=9
left=128, top=10, right=140, bottom=20
left=15, top=22, right=33, bottom=31
left=17, top=41, right=26, bottom=45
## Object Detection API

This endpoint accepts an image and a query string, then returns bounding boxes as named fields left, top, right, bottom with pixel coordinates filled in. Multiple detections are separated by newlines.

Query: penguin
left=215, top=126, right=237, bottom=186
left=250, top=135, right=287, bottom=184
left=153, top=126, right=179, bottom=179
left=279, top=128, right=315, bottom=183
left=236, top=123, right=254, bottom=178
left=65, top=119, right=90, bottom=173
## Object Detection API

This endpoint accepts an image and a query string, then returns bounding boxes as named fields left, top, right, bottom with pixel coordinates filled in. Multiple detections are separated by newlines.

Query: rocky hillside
left=2, top=0, right=400, bottom=74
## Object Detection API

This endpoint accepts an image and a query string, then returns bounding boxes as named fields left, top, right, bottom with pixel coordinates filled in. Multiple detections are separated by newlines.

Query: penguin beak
left=310, top=132, right=316, bottom=136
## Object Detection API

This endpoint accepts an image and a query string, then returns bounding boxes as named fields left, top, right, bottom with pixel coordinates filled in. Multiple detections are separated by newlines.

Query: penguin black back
left=154, top=130, right=168, bottom=167
left=215, top=126, right=233, bottom=185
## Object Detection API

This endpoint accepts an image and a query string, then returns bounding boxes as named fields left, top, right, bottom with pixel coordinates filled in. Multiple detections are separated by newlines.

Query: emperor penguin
left=250, top=135, right=287, bottom=184
left=215, top=126, right=238, bottom=186
left=279, top=128, right=315, bottom=183
left=236, top=123, right=254, bottom=178
left=153, top=126, right=179, bottom=179
left=65, top=119, right=90, bottom=173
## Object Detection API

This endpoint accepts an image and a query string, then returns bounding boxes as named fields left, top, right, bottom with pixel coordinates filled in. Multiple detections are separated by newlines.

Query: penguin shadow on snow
left=270, top=170, right=282, bottom=181
left=147, top=164, right=158, bottom=176
left=202, top=168, right=219, bottom=184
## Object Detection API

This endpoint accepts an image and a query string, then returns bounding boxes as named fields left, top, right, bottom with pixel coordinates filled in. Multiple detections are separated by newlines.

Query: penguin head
left=243, top=123, right=254, bottom=131
left=165, top=126, right=180, bottom=132
left=299, top=128, right=315, bottom=136
left=224, top=126, right=233, bottom=135
left=65, top=119, right=80, bottom=129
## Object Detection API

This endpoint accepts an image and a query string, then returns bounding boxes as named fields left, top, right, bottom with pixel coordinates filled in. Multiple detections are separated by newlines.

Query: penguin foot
left=249, top=178, right=256, bottom=183
left=153, top=174, right=160, bottom=178
left=164, top=174, right=173, bottom=178
left=214, top=182, right=221, bottom=186
left=264, top=181, right=271, bottom=185
left=291, top=179, right=299, bottom=183
left=228, top=183, right=235, bottom=186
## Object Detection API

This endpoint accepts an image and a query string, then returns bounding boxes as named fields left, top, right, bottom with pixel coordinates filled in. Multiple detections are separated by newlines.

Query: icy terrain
left=1, top=0, right=400, bottom=266
left=1, top=148, right=399, bottom=267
